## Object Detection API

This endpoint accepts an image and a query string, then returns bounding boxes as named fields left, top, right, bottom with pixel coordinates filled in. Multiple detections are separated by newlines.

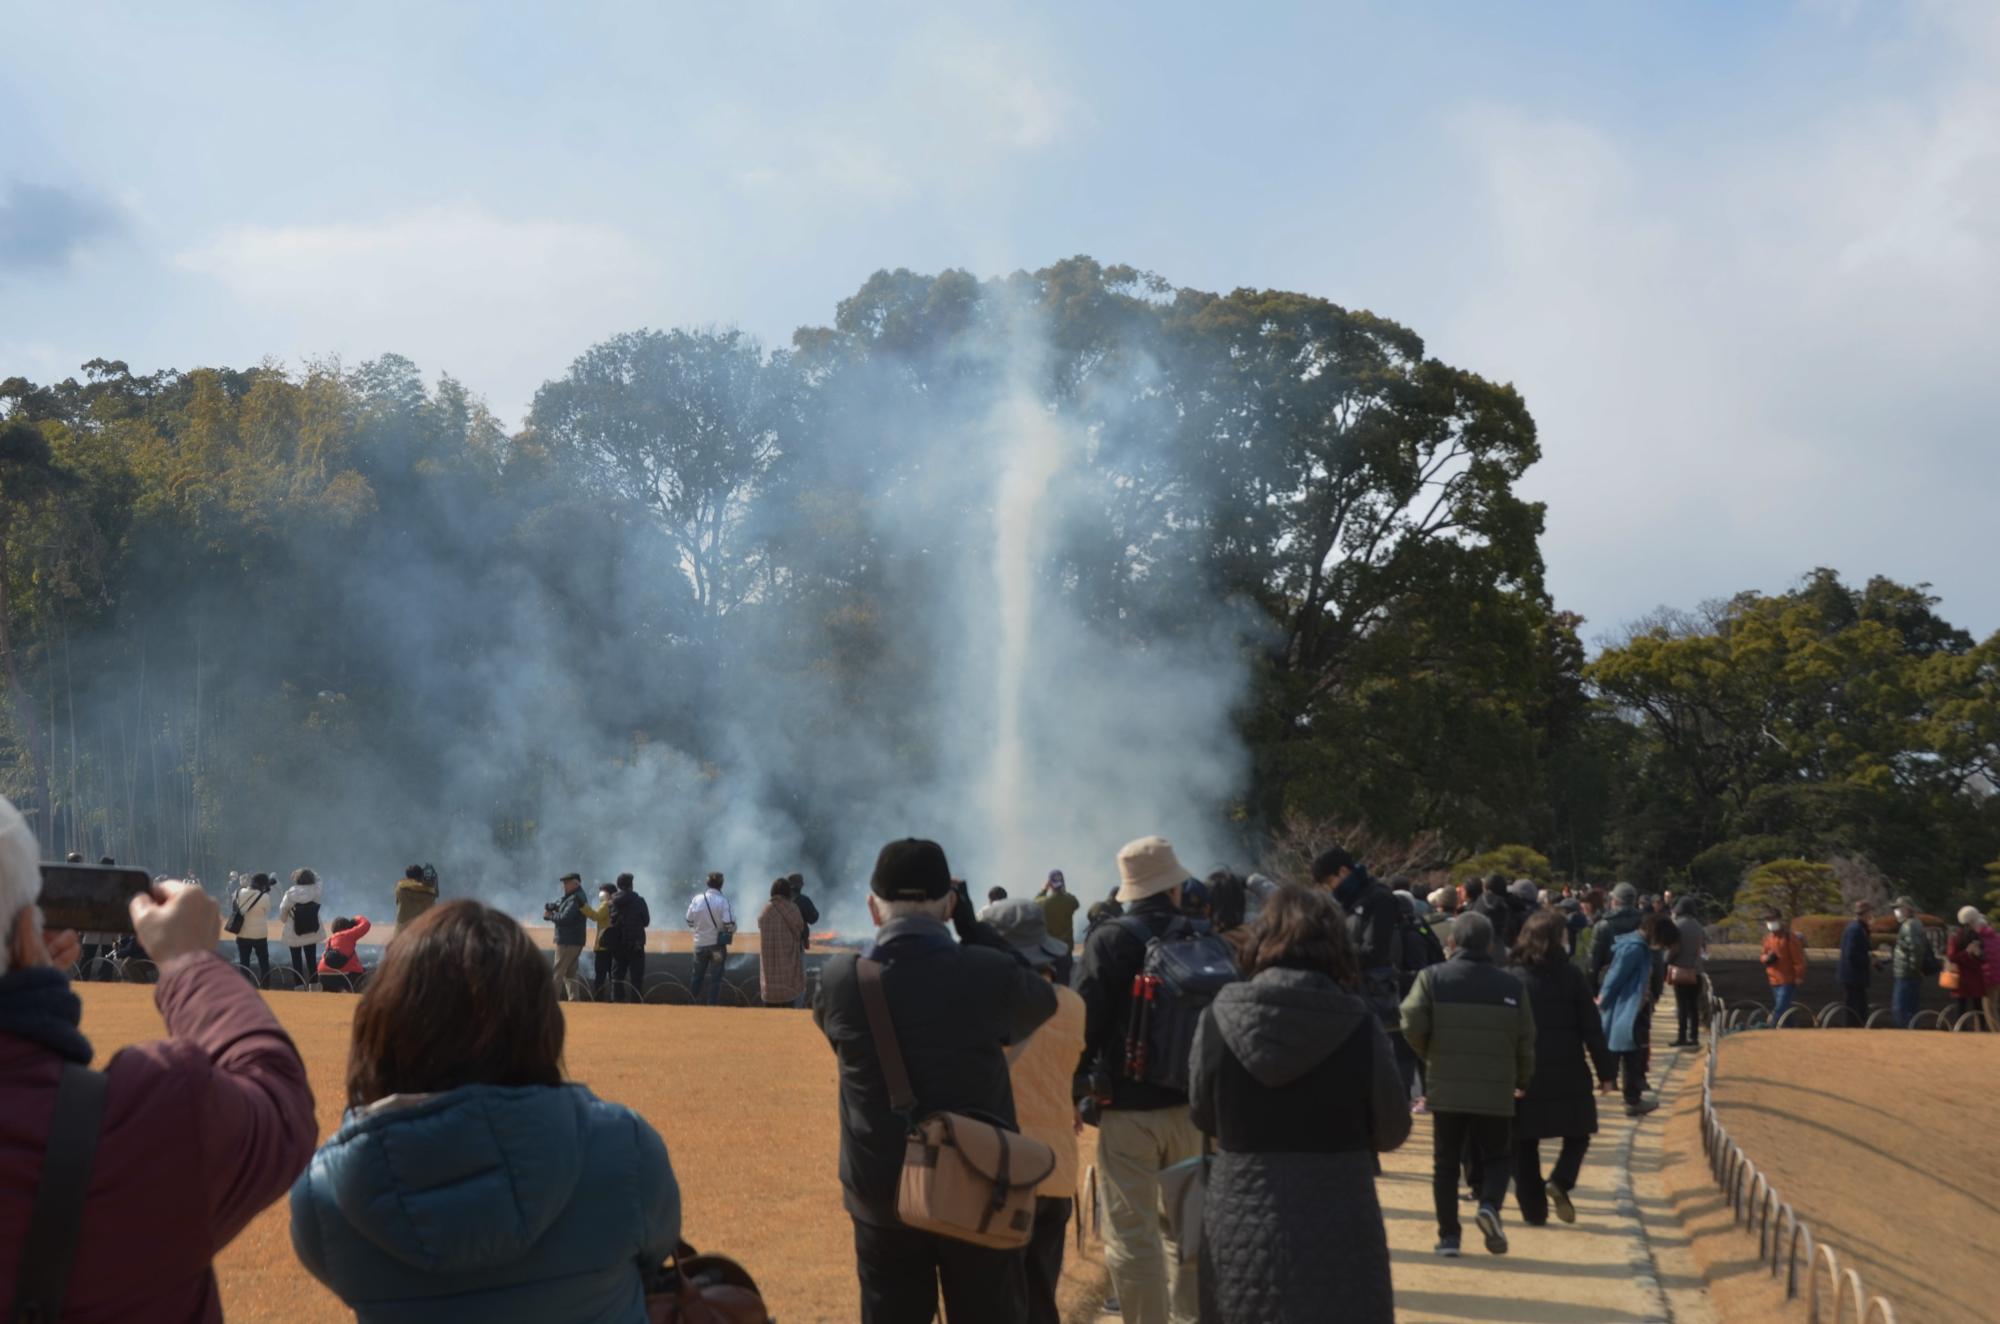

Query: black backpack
left=1118, top=917, right=1239, bottom=1093
left=291, top=899, right=320, bottom=935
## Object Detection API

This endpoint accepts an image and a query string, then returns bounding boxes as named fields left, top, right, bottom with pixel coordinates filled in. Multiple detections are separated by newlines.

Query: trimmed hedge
left=1793, top=913, right=1945, bottom=949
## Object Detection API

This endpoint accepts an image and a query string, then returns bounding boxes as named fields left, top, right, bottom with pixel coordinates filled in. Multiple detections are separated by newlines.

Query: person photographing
left=546, top=872, right=587, bottom=1001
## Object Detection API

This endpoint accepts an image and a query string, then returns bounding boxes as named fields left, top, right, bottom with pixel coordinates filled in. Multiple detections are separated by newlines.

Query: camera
left=543, top=901, right=559, bottom=920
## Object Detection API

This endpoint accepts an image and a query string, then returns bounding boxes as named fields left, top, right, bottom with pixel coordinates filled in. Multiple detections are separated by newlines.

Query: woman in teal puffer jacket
left=290, top=901, right=680, bottom=1322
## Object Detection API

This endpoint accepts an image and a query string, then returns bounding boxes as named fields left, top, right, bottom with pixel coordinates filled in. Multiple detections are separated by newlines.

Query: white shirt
left=686, top=888, right=735, bottom=948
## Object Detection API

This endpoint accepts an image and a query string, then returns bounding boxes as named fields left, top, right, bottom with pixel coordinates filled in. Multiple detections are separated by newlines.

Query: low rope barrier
left=1699, top=984, right=1901, bottom=1323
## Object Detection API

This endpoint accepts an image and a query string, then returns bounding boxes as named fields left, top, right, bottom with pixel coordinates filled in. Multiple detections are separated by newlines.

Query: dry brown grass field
left=77, top=984, right=1105, bottom=1323
left=1661, top=1030, right=2000, bottom=1324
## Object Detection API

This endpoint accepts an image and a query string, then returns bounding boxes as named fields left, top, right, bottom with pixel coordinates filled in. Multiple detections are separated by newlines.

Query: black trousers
left=1392, top=1031, right=1423, bottom=1099
left=1674, top=982, right=1702, bottom=1043
left=852, top=1216, right=1025, bottom=1324
left=1843, top=982, right=1869, bottom=1024
left=235, top=937, right=270, bottom=980
left=592, top=948, right=613, bottom=999
left=289, top=944, right=317, bottom=979
left=611, top=949, right=645, bottom=1002
left=1513, top=1135, right=1589, bottom=1224
left=1433, top=1111, right=1511, bottom=1238
left=1015, top=1196, right=1070, bottom=1324
left=1617, top=1050, right=1649, bottom=1106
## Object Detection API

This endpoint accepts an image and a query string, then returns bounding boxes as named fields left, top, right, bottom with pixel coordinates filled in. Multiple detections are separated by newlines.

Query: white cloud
left=173, top=204, right=671, bottom=424
left=1427, top=23, right=2000, bottom=639
left=718, top=18, right=1085, bottom=212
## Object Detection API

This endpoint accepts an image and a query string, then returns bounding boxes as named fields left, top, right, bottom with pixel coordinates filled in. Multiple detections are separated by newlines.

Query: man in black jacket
left=1313, top=848, right=1403, bottom=1025
left=817, top=839, right=1057, bottom=1324
left=607, top=873, right=650, bottom=1003
left=1075, top=835, right=1205, bottom=1324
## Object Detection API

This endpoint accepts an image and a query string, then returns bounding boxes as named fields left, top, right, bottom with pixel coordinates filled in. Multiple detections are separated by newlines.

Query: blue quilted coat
left=290, top=1083, right=679, bottom=1323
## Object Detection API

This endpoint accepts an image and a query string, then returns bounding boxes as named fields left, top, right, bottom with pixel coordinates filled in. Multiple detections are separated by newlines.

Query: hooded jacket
left=278, top=879, right=325, bottom=947
left=393, top=877, right=438, bottom=928
left=1189, top=968, right=1409, bottom=1324
left=1597, top=929, right=1654, bottom=1053
left=1589, top=904, right=1643, bottom=986
left=291, top=1084, right=679, bottom=1323
left=231, top=884, right=270, bottom=935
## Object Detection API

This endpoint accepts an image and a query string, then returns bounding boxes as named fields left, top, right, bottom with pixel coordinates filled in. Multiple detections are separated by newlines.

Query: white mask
left=1766, top=921, right=1782, bottom=933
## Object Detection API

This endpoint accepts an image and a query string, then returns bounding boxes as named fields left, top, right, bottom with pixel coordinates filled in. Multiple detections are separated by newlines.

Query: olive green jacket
left=1399, top=950, right=1537, bottom=1117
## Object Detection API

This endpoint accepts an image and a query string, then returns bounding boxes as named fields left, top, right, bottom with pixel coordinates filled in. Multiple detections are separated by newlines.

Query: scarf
left=0, top=966, right=95, bottom=1065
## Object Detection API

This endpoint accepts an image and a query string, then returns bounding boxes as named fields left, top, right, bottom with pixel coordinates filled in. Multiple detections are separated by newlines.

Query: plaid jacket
left=758, top=897, right=807, bottom=1003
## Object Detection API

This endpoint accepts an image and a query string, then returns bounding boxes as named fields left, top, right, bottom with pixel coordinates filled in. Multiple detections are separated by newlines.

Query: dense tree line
left=1, top=257, right=1993, bottom=907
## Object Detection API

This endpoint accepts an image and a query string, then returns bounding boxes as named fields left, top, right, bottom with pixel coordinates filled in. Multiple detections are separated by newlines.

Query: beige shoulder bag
left=856, top=958, right=1055, bottom=1250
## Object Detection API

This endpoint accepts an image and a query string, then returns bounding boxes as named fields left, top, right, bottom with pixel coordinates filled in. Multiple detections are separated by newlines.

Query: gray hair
left=1449, top=909, right=1494, bottom=954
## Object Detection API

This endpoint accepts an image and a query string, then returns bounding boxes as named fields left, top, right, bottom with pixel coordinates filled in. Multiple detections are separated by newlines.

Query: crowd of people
left=6, top=798, right=1993, bottom=1324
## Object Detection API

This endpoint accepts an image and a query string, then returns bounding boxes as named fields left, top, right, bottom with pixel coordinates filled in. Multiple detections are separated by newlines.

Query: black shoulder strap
left=855, top=959, right=917, bottom=1115
left=10, top=1062, right=110, bottom=1324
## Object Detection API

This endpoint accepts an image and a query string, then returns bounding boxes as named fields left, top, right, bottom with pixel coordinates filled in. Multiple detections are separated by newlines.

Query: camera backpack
left=1118, top=917, right=1240, bottom=1093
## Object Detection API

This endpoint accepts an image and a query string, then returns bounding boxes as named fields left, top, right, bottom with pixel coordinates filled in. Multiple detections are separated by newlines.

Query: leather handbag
left=856, top=959, right=1056, bottom=1250
left=1940, top=964, right=1961, bottom=992
left=644, top=1241, right=771, bottom=1324
left=1666, top=964, right=1699, bottom=988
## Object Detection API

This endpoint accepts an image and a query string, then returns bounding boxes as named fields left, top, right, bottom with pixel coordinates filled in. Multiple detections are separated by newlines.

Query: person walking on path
left=0, top=799, right=320, bottom=1324
left=278, top=867, right=326, bottom=984
left=1759, top=910, right=1807, bottom=1022
left=1508, top=911, right=1615, bottom=1227
left=814, top=839, right=1057, bottom=1324
left=232, top=871, right=274, bottom=982
left=1399, top=909, right=1536, bottom=1258
left=393, top=864, right=438, bottom=930
left=1036, top=869, right=1079, bottom=986
left=686, top=872, right=735, bottom=1007
left=1670, top=898, right=1707, bottom=1046
left=1192, top=886, right=1411, bottom=1324
left=758, top=877, right=808, bottom=1007
left=1837, top=901, right=1875, bottom=1024
left=548, top=872, right=587, bottom=1001
left=290, top=901, right=680, bottom=1322
left=1589, top=883, right=1644, bottom=988
left=1076, top=835, right=1209, bottom=1324
left=986, top=897, right=1087, bottom=1324
left=1890, top=896, right=1931, bottom=1028
left=1946, top=908, right=1988, bottom=1025
left=1596, top=914, right=1668, bottom=1117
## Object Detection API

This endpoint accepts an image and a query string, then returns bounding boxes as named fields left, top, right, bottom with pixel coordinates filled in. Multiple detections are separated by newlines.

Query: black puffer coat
left=1513, top=959, right=1615, bottom=1141
left=1189, top=968, right=1412, bottom=1324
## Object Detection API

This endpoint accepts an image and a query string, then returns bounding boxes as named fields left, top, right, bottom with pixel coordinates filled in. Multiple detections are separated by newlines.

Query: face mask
left=1766, top=922, right=1782, bottom=933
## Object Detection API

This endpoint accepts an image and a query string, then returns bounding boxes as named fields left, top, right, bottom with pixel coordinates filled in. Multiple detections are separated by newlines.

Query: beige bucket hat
left=1116, top=836, right=1190, bottom=903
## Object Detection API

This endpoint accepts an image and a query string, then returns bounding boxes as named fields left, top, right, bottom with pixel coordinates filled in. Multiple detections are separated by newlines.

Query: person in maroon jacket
left=0, top=796, right=319, bottom=1322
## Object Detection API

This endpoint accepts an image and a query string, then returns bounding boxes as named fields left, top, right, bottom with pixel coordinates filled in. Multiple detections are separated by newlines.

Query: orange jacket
left=1760, top=929, right=1805, bottom=986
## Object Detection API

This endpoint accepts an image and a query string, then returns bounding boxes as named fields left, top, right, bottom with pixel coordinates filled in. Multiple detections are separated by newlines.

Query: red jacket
left=0, top=952, right=317, bottom=1322
left=317, top=915, right=371, bottom=977
left=1947, top=928, right=1988, bottom=1001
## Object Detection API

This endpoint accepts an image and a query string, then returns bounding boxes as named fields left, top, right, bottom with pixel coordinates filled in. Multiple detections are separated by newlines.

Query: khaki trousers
left=1095, top=1106, right=1202, bottom=1324
left=552, top=945, right=583, bottom=999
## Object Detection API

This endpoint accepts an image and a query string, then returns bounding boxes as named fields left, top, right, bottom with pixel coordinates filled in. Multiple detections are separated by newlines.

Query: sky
left=3, top=0, right=1997, bottom=641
